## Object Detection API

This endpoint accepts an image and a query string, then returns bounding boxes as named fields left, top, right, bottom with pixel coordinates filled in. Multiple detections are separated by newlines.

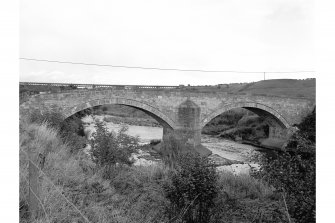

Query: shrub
left=216, top=171, right=273, bottom=200
left=90, top=121, right=140, bottom=178
left=28, top=110, right=88, bottom=153
left=254, top=109, right=316, bottom=223
left=210, top=171, right=287, bottom=222
left=158, top=133, right=193, bottom=168
left=104, top=165, right=170, bottom=222
left=28, top=110, right=64, bottom=129
left=20, top=122, right=167, bottom=223
left=19, top=122, right=90, bottom=222
left=163, top=153, right=218, bottom=223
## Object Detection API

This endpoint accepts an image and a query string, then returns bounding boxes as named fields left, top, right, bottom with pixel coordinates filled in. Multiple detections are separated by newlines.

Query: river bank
left=82, top=114, right=261, bottom=175
left=94, top=113, right=283, bottom=149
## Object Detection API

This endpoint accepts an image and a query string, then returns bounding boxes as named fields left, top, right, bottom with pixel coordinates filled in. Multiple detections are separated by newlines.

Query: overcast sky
left=20, top=0, right=315, bottom=85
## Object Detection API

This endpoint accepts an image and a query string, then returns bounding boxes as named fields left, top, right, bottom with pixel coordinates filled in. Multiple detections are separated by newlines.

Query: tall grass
left=19, top=121, right=170, bottom=222
left=217, top=171, right=273, bottom=200
left=211, top=171, right=287, bottom=222
left=20, top=118, right=287, bottom=222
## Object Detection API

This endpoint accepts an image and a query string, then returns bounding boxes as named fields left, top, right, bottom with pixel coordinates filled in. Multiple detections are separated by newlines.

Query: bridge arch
left=63, top=97, right=177, bottom=130
left=200, top=102, right=291, bottom=130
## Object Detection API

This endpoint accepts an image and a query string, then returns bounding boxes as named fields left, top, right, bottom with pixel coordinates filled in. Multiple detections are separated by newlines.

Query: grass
left=20, top=120, right=170, bottom=222
left=211, top=171, right=287, bottom=222
left=217, top=171, right=273, bottom=200
left=238, top=78, right=315, bottom=99
left=20, top=119, right=288, bottom=222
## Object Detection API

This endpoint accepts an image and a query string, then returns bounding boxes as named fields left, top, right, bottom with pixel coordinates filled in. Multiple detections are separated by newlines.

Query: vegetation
left=27, top=110, right=87, bottom=153
left=253, top=108, right=316, bottom=222
left=163, top=153, right=218, bottom=223
left=20, top=120, right=283, bottom=223
left=238, top=78, right=316, bottom=99
left=20, top=107, right=315, bottom=223
left=20, top=113, right=169, bottom=222
left=202, top=108, right=270, bottom=147
left=89, top=121, right=139, bottom=178
left=157, top=133, right=193, bottom=168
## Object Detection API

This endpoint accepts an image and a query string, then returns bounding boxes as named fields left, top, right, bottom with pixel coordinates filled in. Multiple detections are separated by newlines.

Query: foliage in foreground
left=254, top=108, right=316, bottom=223
left=27, top=110, right=87, bottom=153
left=20, top=112, right=292, bottom=223
left=163, top=153, right=218, bottom=223
left=89, top=121, right=140, bottom=178
left=19, top=121, right=169, bottom=223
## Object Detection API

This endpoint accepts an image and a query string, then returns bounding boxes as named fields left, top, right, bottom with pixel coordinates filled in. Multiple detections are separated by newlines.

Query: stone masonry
left=20, top=86, right=315, bottom=154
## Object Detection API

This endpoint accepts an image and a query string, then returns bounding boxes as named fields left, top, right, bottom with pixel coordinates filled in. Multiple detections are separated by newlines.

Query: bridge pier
left=269, top=126, right=288, bottom=140
left=261, top=126, right=297, bottom=149
left=171, top=99, right=212, bottom=156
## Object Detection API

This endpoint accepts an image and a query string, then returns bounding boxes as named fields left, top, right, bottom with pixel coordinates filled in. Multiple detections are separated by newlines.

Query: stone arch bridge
left=20, top=82, right=315, bottom=154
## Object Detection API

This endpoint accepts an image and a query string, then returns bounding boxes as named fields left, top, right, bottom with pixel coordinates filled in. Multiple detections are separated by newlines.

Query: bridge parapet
left=21, top=86, right=314, bottom=126
left=20, top=82, right=179, bottom=90
left=20, top=82, right=314, bottom=100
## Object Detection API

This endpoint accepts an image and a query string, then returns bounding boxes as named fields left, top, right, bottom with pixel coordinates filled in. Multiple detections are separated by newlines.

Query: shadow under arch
left=200, top=102, right=291, bottom=130
left=63, top=98, right=177, bottom=130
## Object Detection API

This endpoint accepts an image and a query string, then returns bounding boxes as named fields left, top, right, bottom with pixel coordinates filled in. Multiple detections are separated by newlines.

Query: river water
left=82, top=115, right=260, bottom=175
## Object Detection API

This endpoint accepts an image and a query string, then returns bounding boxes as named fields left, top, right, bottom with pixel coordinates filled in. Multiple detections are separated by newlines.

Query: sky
left=20, top=0, right=315, bottom=85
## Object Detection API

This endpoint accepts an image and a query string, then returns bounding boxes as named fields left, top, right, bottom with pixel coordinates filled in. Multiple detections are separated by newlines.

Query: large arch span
left=200, top=102, right=291, bottom=130
left=20, top=85, right=314, bottom=153
left=62, top=97, right=177, bottom=130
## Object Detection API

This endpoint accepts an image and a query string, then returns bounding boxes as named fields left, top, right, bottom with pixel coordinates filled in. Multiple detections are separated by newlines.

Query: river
left=82, top=115, right=261, bottom=175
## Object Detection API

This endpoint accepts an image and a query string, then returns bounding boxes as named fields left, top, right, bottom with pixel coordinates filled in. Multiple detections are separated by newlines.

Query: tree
left=254, top=108, right=316, bottom=223
left=89, top=121, right=139, bottom=177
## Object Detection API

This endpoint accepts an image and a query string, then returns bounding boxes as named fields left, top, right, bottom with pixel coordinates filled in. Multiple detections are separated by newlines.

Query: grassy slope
left=19, top=121, right=287, bottom=222
left=19, top=121, right=169, bottom=223
left=237, top=78, right=315, bottom=99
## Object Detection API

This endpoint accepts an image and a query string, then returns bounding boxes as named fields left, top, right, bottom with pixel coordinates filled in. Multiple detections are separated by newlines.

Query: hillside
left=236, top=78, right=315, bottom=99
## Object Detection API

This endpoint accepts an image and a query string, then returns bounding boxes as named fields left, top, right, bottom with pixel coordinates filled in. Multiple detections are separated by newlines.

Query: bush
left=19, top=122, right=90, bottom=222
left=163, top=153, right=218, bottom=223
left=210, top=171, right=288, bottom=222
left=27, top=110, right=88, bottom=153
left=90, top=121, right=139, bottom=178
left=254, top=109, right=316, bottom=223
left=28, top=110, right=64, bottom=129
left=158, top=133, right=193, bottom=168
left=107, top=165, right=170, bottom=222
left=20, top=122, right=168, bottom=223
